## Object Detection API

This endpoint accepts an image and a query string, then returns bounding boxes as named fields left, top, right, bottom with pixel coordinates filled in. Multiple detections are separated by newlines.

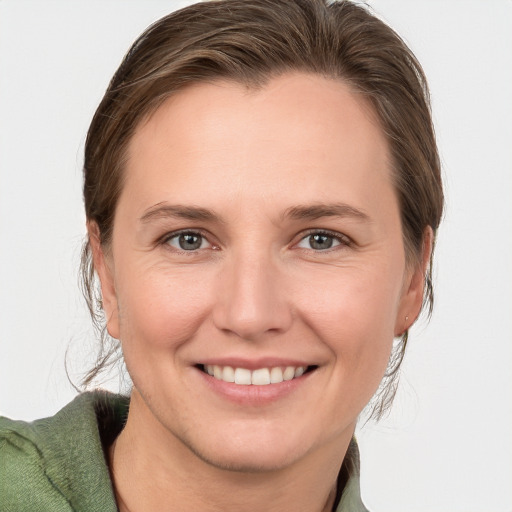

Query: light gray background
left=1, top=1, right=511, bottom=511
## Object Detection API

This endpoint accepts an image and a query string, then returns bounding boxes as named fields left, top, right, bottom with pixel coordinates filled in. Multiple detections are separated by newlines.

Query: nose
left=212, top=248, right=293, bottom=341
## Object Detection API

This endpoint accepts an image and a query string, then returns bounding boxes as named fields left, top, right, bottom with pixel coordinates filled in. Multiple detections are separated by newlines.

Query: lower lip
left=194, top=367, right=314, bottom=405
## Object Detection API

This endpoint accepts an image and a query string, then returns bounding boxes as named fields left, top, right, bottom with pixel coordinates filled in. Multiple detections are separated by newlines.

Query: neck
left=109, top=391, right=354, bottom=512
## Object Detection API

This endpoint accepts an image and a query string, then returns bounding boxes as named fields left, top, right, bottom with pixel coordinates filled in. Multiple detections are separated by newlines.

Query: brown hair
left=80, top=0, right=444, bottom=419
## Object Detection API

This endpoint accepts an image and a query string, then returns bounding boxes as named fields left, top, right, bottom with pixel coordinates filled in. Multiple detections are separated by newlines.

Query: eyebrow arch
left=140, top=203, right=223, bottom=224
left=282, top=203, right=370, bottom=222
left=140, top=202, right=369, bottom=224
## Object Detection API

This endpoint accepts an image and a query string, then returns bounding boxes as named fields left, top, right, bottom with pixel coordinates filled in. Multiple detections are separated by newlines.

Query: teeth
left=270, top=367, right=283, bottom=383
left=283, top=366, right=295, bottom=381
left=251, top=368, right=270, bottom=385
left=204, top=365, right=308, bottom=385
left=234, top=368, right=252, bottom=385
left=222, top=366, right=235, bottom=383
left=294, top=367, right=305, bottom=377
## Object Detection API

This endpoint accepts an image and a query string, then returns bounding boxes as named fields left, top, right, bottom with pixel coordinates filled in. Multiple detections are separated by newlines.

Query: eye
left=296, top=231, right=345, bottom=251
left=165, top=231, right=211, bottom=251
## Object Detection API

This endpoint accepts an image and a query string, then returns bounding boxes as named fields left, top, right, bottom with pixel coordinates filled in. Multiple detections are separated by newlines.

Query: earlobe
left=394, top=226, right=434, bottom=336
left=87, top=222, right=120, bottom=340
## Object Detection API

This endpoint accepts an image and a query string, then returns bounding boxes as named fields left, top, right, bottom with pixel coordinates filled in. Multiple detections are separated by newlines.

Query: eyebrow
left=282, top=203, right=370, bottom=222
left=139, top=201, right=370, bottom=224
left=140, top=203, right=222, bottom=224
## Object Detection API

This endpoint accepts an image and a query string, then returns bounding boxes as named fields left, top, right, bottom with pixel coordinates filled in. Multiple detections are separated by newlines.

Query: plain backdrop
left=1, top=1, right=511, bottom=511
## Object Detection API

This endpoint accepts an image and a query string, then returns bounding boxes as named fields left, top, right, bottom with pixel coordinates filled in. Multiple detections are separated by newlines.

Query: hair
left=80, top=0, right=444, bottom=419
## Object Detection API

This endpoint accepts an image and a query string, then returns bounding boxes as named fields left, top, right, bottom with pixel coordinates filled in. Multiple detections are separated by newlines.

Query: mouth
left=198, top=364, right=318, bottom=385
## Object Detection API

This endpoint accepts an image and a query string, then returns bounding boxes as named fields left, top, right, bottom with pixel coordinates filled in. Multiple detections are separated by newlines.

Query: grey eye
left=167, top=232, right=209, bottom=251
left=297, top=233, right=341, bottom=251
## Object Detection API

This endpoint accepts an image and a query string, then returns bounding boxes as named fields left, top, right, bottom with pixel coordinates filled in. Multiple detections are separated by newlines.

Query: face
left=93, top=73, right=426, bottom=472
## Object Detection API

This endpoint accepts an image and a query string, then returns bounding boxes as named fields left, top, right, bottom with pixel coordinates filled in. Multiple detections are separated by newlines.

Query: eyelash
left=296, top=229, right=353, bottom=252
left=159, top=228, right=352, bottom=254
left=160, top=229, right=216, bottom=254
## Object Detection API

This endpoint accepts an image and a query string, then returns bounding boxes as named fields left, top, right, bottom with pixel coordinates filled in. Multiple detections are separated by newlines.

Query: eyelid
left=294, top=229, right=353, bottom=250
left=159, top=228, right=217, bottom=251
left=156, top=227, right=352, bottom=252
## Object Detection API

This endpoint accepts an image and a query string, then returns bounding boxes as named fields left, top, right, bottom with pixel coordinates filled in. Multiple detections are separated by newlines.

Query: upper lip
left=196, top=357, right=315, bottom=370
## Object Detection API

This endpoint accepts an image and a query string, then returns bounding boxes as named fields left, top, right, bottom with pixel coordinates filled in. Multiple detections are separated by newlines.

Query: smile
left=201, top=364, right=313, bottom=385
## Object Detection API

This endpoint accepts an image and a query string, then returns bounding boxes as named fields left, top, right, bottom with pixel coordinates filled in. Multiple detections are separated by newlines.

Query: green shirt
left=0, top=392, right=368, bottom=511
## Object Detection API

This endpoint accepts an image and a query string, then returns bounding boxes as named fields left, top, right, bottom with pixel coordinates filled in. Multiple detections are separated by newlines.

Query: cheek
left=293, top=262, right=402, bottom=371
left=115, top=265, right=214, bottom=356
left=313, top=280, right=398, bottom=419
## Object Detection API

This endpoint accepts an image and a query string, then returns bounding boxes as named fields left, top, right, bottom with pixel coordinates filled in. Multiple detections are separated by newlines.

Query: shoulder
left=0, top=415, right=69, bottom=510
left=0, top=392, right=128, bottom=511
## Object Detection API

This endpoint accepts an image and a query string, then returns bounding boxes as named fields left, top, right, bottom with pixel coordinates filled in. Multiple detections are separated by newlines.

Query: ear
left=394, top=226, right=434, bottom=336
left=87, top=221, right=120, bottom=340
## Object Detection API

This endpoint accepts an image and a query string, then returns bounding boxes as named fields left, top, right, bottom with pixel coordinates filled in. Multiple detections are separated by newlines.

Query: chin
left=185, top=437, right=307, bottom=474
left=169, top=416, right=313, bottom=473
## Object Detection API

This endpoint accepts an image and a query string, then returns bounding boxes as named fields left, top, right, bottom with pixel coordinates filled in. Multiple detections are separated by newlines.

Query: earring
left=403, top=315, right=409, bottom=335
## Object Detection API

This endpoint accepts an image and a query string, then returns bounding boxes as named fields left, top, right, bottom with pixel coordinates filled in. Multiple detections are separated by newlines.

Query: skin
left=90, top=73, right=431, bottom=512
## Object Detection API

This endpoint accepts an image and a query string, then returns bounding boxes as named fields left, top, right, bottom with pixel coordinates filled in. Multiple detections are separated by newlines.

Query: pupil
left=310, top=234, right=333, bottom=250
left=179, top=233, right=201, bottom=250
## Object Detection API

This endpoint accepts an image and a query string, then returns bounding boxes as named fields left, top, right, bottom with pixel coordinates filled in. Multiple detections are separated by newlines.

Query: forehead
left=123, top=73, right=393, bottom=218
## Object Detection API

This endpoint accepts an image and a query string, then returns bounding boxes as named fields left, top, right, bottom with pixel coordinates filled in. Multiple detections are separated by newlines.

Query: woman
left=0, top=1, right=443, bottom=510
